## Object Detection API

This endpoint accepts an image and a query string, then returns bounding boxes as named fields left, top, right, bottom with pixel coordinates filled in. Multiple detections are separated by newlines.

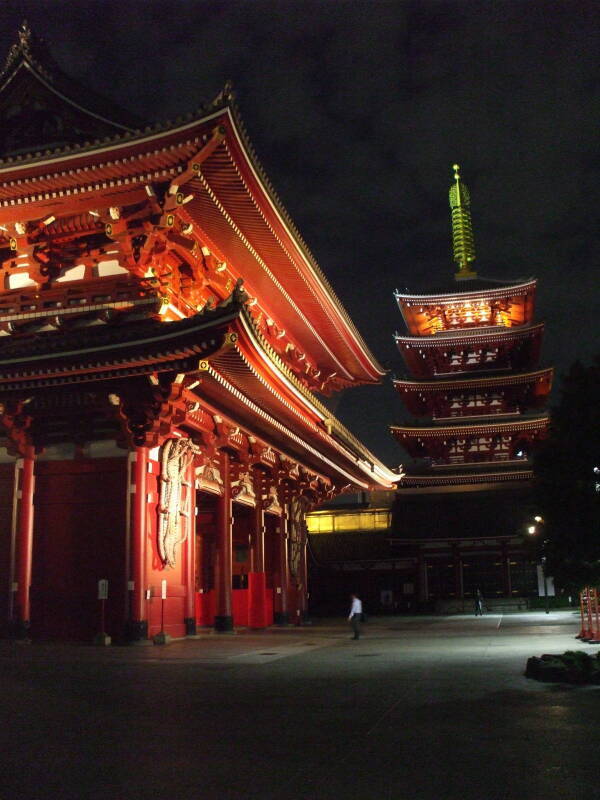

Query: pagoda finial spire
left=449, top=163, right=477, bottom=281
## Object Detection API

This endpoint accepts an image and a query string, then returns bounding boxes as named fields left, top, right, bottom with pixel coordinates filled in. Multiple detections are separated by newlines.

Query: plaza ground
left=1, top=611, right=597, bottom=800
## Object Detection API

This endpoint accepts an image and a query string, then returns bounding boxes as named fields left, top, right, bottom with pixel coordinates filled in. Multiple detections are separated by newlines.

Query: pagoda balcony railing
left=429, top=451, right=530, bottom=468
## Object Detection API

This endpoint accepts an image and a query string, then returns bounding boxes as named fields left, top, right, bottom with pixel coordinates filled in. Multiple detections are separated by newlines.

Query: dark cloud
left=1, top=0, right=598, bottom=466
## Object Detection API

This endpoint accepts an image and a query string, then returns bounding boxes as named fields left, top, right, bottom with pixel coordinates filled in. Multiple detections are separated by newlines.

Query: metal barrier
left=577, top=587, right=600, bottom=643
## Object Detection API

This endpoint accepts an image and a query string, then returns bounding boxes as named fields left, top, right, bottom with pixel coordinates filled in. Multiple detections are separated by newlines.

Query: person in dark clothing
left=474, top=588, right=484, bottom=616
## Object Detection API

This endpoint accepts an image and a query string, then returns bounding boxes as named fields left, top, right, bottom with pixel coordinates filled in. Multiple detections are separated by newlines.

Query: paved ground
left=1, top=611, right=598, bottom=800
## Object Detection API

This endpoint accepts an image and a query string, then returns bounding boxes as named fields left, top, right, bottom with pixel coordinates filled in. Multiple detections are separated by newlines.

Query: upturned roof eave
left=392, top=366, right=554, bottom=391
left=0, top=297, right=397, bottom=489
left=0, top=99, right=384, bottom=385
left=222, top=102, right=386, bottom=381
left=394, top=321, right=545, bottom=346
left=394, top=278, right=538, bottom=305
left=390, top=415, right=550, bottom=437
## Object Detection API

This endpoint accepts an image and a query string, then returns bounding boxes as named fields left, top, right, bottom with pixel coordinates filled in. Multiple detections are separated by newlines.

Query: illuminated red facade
left=0, top=25, right=397, bottom=641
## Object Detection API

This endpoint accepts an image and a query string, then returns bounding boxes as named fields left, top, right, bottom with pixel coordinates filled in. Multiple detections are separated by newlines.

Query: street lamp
left=540, top=554, right=550, bottom=615
left=527, top=517, right=549, bottom=614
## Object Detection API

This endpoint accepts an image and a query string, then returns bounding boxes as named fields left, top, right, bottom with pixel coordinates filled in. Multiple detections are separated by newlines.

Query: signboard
left=97, top=579, right=109, bottom=600
left=536, top=565, right=555, bottom=597
left=161, top=579, right=167, bottom=600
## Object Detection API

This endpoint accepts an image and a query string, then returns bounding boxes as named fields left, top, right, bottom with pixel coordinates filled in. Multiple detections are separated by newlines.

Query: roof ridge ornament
left=2, top=20, right=54, bottom=83
left=449, top=163, right=478, bottom=281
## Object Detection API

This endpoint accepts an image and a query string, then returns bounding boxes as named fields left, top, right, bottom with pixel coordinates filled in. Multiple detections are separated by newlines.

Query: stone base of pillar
left=274, top=611, right=289, bottom=626
left=184, top=617, right=197, bottom=636
left=126, top=620, right=148, bottom=642
left=214, top=615, right=234, bottom=633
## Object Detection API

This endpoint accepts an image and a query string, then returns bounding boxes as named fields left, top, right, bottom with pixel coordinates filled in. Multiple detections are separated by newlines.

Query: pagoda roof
left=395, top=277, right=537, bottom=336
left=394, top=276, right=536, bottom=304
left=0, top=290, right=398, bottom=489
left=395, top=322, right=544, bottom=349
left=390, top=415, right=549, bottom=439
left=0, top=43, right=384, bottom=386
left=393, top=367, right=553, bottom=393
left=398, top=469, right=534, bottom=490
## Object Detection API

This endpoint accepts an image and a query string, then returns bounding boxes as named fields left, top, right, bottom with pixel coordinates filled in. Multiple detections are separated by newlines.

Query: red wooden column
left=273, top=497, right=290, bottom=626
left=214, top=450, right=233, bottom=632
left=129, top=446, right=149, bottom=641
left=14, top=445, right=35, bottom=638
left=248, top=468, right=267, bottom=628
left=184, top=459, right=197, bottom=635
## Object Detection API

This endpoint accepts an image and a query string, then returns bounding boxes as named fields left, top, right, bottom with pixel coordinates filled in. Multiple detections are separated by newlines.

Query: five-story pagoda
left=391, top=166, right=552, bottom=491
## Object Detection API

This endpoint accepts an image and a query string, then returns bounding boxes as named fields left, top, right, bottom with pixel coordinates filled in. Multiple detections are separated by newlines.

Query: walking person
left=348, top=593, right=363, bottom=640
left=474, top=588, right=484, bottom=616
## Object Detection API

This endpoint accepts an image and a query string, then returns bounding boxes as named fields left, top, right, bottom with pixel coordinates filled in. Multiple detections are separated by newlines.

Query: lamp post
left=528, top=517, right=549, bottom=614
left=540, top=554, right=549, bottom=615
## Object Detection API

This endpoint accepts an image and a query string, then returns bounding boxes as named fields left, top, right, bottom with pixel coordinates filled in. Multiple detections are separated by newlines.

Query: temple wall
left=30, top=457, right=127, bottom=640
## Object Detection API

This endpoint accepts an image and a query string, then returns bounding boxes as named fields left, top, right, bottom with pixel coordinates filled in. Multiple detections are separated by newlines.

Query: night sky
left=1, top=1, right=598, bottom=468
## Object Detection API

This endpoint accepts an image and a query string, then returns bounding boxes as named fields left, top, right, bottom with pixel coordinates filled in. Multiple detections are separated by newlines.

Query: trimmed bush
left=526, top=650, right=600, bottom=684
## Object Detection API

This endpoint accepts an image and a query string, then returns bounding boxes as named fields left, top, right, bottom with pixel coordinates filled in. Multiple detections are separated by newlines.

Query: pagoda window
left=448, top=437, right=466, bottom=463
left=488, top=435, right=510, bottom=461
left=467, top=436, right=492, bottom=458
left=489, top=392, right=503, bottom=412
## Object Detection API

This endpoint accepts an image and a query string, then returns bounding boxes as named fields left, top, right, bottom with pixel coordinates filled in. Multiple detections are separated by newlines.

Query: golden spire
left=449, top=164, right=477, bottom=280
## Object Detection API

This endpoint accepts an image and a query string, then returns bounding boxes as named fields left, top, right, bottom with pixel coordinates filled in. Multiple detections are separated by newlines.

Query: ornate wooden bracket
left=0, top=399, right=33, bottom=457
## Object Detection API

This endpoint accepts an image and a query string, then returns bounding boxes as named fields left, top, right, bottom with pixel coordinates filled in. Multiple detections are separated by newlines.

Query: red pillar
left=214, top=451, right=233, bottom=632
left=15, top=446, right=35, bottom=638
left=184, top=460, right=197, bottom=635
left=248, top=471, right=267, bottom=628
left=129, top=446, right=148, bottom=640
left=274, top=500, right=289, bottom=626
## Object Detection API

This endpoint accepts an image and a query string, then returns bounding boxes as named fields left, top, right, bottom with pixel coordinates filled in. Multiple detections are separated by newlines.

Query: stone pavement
left=0, top=611, right=597, bottom=800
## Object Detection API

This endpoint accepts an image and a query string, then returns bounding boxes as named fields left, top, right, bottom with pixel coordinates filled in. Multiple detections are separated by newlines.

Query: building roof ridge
left=0, top=21, right=145, bottom=161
